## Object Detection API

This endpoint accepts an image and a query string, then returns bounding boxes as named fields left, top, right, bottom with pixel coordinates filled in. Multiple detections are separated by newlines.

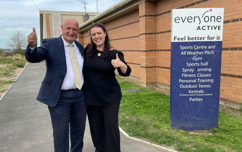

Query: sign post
left=170, top=8, right=224, bottom=130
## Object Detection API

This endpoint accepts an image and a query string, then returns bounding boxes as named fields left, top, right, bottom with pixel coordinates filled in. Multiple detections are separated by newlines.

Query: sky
left=0, top=0, right=122, bottom=49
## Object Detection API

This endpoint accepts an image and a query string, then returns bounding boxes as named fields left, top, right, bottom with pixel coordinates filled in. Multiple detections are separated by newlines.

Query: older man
left=25, top=18, right=86, bottom=152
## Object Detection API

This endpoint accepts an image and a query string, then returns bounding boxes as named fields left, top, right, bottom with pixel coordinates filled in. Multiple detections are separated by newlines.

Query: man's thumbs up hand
left=33, top=27, right=36, bottom=34
left=27, top=27, right=37, bottom=48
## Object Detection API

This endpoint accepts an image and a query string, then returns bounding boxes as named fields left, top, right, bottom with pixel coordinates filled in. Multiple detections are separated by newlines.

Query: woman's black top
left=84, top=48, right=131, bottom=106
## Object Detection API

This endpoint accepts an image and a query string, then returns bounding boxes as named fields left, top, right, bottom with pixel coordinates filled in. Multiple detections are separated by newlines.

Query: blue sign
left=170, top=8, right=224, bottom=130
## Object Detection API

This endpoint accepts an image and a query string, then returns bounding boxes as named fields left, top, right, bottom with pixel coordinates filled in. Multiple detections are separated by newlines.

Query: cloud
left=0, top=0, right=121, bottom=49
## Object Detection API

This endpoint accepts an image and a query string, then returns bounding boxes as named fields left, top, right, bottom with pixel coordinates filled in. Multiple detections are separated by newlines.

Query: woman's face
left=90, top=27, right=106, bottom=49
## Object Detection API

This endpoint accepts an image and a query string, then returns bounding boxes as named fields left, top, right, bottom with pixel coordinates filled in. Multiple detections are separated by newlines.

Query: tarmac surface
left=0, top=62, right=173, bottom=152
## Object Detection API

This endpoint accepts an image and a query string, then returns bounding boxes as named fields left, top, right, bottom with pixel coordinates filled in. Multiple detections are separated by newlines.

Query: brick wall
left=79, top=0, right=242, bottom=105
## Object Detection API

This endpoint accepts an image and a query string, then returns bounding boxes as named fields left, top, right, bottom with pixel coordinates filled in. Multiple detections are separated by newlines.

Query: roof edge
left=78, top=0, right=144, bottom=32
left=39, top=10, right=99, bottom=15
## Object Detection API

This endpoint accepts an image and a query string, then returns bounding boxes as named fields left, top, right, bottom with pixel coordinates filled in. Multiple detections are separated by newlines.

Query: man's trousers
left=48, top=89, right=86, bottom=152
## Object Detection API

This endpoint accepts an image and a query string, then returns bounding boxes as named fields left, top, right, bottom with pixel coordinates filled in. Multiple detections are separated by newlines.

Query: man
left=25, top=18, right=86, bottom=152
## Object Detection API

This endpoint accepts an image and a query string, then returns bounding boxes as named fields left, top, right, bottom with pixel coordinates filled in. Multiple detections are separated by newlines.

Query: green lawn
left=118, top=77, right=242, bottom=152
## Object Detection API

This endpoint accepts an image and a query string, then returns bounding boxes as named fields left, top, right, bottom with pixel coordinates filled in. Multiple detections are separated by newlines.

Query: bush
left=14, top=60, right=26, bottom=68
left=13, top=49, right=25, bottom=55
left=0, top=56, right=14, bottom=64
left=1, top=52, right=13, bottom=57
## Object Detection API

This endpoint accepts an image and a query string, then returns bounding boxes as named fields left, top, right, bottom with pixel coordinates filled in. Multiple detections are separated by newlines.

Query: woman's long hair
left=86, top=23, right=111, bottom=61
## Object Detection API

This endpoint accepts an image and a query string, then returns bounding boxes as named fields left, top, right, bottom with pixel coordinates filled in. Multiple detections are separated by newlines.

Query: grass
left=0, top=56, right=14, bottom=64
left=0, top=54, right=27, bottom=96
left=0, top=54, right=27, bottom=77
left=117, top=77, right=242, bottom=152
left=0, top=67, right=14, bottom=77
left=0, top=54, right=27, bottom=65
left=0, top=80, right=15, bottom=87
left=0, top=80, right=15, bottom=93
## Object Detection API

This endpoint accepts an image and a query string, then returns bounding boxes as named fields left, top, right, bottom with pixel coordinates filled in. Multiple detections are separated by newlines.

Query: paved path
left=0, top=62, right=172, bottom=152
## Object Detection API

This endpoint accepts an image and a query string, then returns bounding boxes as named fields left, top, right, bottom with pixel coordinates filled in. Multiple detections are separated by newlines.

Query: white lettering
left=186, top=62, right=200, bottom=67
left=188, top=89, right=204, bottom=93
left=189, top=97, right=203, bottom=101
left=197, top=78, right=214, bottom=83
left=182, top=68, right=194, bottom=73
left=199, top=84, right=211, bottom=88
left=180, top=45, right=193, bottom=50
left=180, top=84, right=197, bottom=88
left=179, top=79, right=197, bottom=83
left=186, top=51, right=204, bottom=55
left=182, top=73, right=196, bottom=77
left=197, top=73, right=211, bottom=77
left=192, top=56, right=202, bottom=61
left=204, top=51, right=214, bottom=55
left=194, top=45, right=207, bottom=50
left=197, top=68, right=212, bottom=72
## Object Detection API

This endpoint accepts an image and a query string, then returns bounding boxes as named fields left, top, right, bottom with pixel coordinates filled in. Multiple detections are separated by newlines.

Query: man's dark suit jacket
left=25, top=36, right=85, bottom=107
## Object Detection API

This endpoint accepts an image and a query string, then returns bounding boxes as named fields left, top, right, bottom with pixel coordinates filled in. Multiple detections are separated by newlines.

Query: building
left=39, top=10, right=99, bottom=42
left=78, top=0, right=242, bottom=108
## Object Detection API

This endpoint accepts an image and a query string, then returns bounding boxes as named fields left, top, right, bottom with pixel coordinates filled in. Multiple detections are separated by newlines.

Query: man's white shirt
left=30, top=36, right=84, bottom=90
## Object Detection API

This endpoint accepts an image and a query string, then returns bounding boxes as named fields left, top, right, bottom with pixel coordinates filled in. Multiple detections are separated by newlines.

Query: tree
left=7, top=31, right=27, bottom=54
left=0, top=48, right=4, bottom=53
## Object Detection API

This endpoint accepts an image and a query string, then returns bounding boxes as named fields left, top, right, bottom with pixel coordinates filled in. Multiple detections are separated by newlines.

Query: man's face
left=61, top=19, right=79, bottom=44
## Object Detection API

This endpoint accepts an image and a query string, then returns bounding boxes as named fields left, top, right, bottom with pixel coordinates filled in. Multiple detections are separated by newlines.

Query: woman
left=84, top=23, right=131, bottom=152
